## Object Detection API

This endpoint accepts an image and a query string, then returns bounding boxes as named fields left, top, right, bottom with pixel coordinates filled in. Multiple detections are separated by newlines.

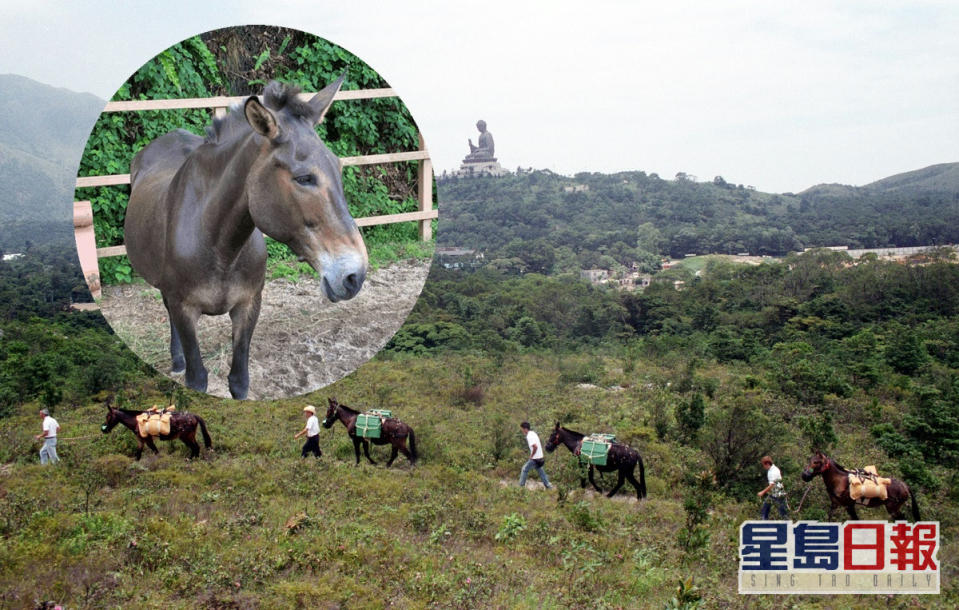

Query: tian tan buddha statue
left=465, top=120, right=496, bottom=162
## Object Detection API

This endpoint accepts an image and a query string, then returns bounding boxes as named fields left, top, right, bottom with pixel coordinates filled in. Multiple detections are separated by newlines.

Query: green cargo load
left=580, top=434, right=616, bottom=465
left=356, top=413, right=382, bottom=438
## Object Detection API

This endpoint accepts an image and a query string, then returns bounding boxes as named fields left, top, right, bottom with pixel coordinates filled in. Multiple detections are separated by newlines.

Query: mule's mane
left=333, top=401, right=360, bottom=415
left=819, top=454, right=848, bottom=472
left=204, top=81, right=312, bottom=145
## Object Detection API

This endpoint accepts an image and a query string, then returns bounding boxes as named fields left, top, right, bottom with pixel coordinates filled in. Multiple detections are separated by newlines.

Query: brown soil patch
left=99, top=260, right=429, bottom=400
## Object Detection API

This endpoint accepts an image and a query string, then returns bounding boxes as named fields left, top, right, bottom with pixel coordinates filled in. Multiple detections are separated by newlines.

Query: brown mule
left=322, top=397, right=417, bottom=467
left=124, top=77, right=368, bottom=399
left=801, top=451, right=920, bottom=521
left=101, top=406, right=212, bottom=460
left=545, top=423, right=647, bottom=499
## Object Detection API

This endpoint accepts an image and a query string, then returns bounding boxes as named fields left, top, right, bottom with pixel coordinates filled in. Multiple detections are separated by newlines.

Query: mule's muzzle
left=101, top=424, right=109, bottom=433
left=322, top=258, right=366, bottom=302
left=801, top=469, right=814, bottom=482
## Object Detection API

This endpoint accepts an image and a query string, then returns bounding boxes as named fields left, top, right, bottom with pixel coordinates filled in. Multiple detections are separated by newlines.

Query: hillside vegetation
left=438, top=166, right=959, bottom=273
left=2, top=244, right=958, bottom=607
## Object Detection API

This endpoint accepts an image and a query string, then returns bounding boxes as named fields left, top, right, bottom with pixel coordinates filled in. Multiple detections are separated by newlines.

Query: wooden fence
left=74, top=87, right=436, bottom=299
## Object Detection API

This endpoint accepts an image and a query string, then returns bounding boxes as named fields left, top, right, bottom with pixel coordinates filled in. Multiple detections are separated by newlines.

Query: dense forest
left=437, top=166, right=959, bottom=272
left=0, top=243, right=148, bottom=417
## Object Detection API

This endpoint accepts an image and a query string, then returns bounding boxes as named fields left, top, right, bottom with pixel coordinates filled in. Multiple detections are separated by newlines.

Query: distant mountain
left=0, top=74, right=104, bottom=249
left=800, top=162, right=959, bottom=197
left=863, top=162, right=959, bottom=194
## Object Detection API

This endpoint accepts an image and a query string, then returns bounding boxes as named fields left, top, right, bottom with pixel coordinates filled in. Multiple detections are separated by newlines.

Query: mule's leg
left=588, top=466, right=603, bottom=493
left=135, top=439, right=144, bottom=461
left=352, top=436, right=362, bottom=465
left=362, top=439, right=377, bottom=465
left=387, top=446, right=398, bottom=467
left=626, top=470, right=643, bottom=500
left=227, top=293, right=261, bottom=400
left=607, top=471, right=626, bottom=498
left=162, top=295, right=185, bottom=373
left=145, top=436, right=160, bottom=455
left=182, top=431, right=200, bottom=458
left=167, top=303, right=207, bottom=393
left=845, top=505, right=859, bottom=520
left=396, top=441, right=414, bottom=466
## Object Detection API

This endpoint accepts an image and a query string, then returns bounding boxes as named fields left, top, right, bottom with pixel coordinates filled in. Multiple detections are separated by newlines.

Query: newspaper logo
left=739, top=521, right=939, bottom=594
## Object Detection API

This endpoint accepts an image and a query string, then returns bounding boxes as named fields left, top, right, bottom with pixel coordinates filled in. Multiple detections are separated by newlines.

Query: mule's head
left=244, top=78, right=367, bottom=303
left=801, top=451, right=828, bottom=482
left=322, top=397, right=339, bottom=429
left=101, top=406, right=120, bottom=433
left=544, top=422, right=562, bottom=453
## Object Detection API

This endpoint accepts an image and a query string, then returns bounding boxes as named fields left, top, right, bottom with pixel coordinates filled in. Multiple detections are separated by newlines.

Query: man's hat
left=303, top=405, right=316, bottom=414
left=40, top=408, right=49, bottom=416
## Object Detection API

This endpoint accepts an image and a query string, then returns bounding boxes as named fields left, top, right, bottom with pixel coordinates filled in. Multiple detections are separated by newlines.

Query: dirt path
left=99, top=260, right=430, bottom=400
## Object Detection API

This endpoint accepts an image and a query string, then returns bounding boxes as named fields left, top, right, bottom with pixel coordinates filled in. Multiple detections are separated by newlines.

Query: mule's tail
left=910, top=485, right=921, bottom=521
left=197, top=415, right=213, bottom=449
left=638, top=456, right=647, bottom=499
left=409, top=429, right=418, bottom=464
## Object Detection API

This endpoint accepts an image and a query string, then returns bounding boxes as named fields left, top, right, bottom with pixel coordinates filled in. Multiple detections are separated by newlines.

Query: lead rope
left=792, top=483, right=814, bottom=514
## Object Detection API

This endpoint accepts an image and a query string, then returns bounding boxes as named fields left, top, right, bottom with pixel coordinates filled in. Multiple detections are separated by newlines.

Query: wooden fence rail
left=74, top=88, right=435, bottom=300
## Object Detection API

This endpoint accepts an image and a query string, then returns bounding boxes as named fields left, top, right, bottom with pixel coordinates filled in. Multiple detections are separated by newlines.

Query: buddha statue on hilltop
left=465, top=120, right=495, bottom=162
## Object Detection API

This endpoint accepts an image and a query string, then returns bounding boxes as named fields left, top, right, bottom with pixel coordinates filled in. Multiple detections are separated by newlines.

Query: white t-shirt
left=526, top=430, right=543, bottom=460
left=305, top=415, right=320, bottom=437
left=767, top=464, right=785, bottom=497
left=42, top=415, right=59, bottom=438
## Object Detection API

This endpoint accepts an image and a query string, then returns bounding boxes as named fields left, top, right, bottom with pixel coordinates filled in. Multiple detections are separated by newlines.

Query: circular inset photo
left=74, top=26, right=435, bottom=400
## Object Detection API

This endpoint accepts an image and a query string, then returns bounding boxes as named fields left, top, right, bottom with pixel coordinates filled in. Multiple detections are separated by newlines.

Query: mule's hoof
left=171, top=360, right=185, bottom=374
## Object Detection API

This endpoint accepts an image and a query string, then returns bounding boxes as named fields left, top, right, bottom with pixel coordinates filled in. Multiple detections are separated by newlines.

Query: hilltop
left=438, top=165, right=959, bottom=274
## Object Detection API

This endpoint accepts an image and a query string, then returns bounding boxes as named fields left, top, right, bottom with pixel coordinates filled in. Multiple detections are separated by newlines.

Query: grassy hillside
left=1, top=350, right=957, bottom=608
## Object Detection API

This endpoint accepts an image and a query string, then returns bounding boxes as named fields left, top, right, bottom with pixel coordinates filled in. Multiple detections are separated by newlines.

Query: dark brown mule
left=801, top=451, right=920, bottom=521
left=545, top=423, right=647, bottom=500
left=322, top=397, right=417, bottom=467
left=101, top=406, right=212, bottom=460
left=125, top=77, right=368, bottom=399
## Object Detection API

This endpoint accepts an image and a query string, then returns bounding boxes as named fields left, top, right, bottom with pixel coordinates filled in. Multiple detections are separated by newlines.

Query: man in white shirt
left=35, top=408, right=60, bottom=464
left=518, top=422, right=551, bottom=489
left=294, top=405, right=322, bottom=458
left=758, top=455, right=787, bottom=519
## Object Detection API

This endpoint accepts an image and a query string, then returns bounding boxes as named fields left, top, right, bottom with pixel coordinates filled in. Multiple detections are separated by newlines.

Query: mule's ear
left=245, top=96, right=281, bottom=139
left=307, top=73, right=346, bottom=125
left=554, top=421, right=560, bottom=429
left=327, top=397, right=335, bottom=405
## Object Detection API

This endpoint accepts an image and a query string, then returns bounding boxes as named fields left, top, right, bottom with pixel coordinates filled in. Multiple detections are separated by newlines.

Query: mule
left=322, top=397, right=417, bottom=467
left=125, top=77, right=368, bottom=399
left=101, top=406, right=212, bottom=460
left=801, top=451, right=920, bottom=521
left=545, top=423, right=647, bottom=499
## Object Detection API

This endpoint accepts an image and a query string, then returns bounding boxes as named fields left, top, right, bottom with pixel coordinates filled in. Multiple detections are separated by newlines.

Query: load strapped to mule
left=355, top=409, right=393, bottom=438
left=579, top=433, right=616, bottom=466
left=848, top=465, right=892, bottom=502
left=136, top=405, right=176, bottom=437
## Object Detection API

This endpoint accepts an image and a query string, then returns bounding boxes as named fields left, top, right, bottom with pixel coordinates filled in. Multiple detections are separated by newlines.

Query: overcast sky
left=0, top=0, right=956, bottom=193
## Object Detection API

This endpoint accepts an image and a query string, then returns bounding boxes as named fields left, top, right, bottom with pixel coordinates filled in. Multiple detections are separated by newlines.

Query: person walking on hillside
left=35, top=408, right=60, bottom=464
left=758, top=455, right=787, bottom=519
left=294, top=405, right=322, bottom=458
left=518, top=422, right=552, bottom=489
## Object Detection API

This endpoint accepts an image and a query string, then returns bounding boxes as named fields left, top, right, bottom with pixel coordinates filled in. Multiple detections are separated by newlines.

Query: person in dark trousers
left=518, top=422, right=551, bottom=489
left=758, top=455, right=787, bottom=519
left=294, top=405, right=322, bottom=458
